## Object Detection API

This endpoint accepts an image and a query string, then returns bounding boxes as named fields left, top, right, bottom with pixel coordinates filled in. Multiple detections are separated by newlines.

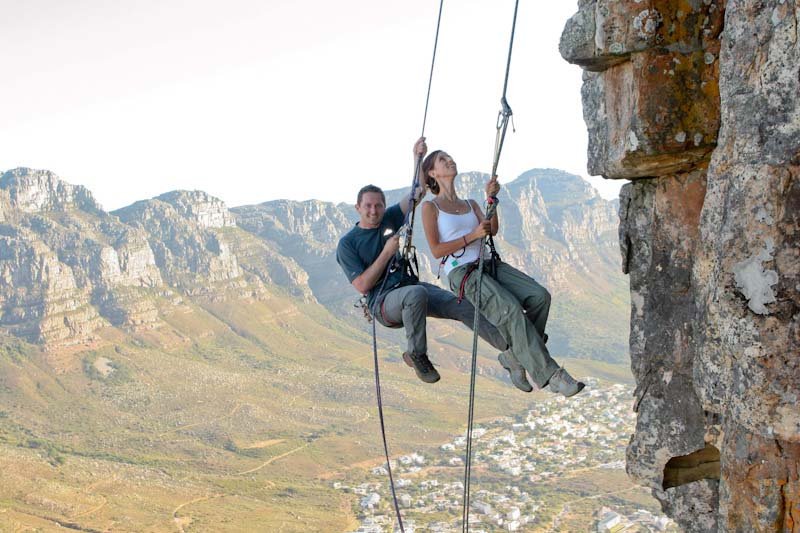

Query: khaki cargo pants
left=448, top=261, right=560, bottom=388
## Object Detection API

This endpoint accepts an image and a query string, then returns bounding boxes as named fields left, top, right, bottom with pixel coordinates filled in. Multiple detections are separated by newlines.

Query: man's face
left=356, top=192, right=386, bottom=229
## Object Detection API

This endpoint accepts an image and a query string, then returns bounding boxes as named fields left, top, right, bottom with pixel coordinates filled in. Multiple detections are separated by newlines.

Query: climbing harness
left=367, top=2, right=446, bottom=531
left=461, top=1, right=520, bottom=531
left=456, top=261, right=479, bottom=304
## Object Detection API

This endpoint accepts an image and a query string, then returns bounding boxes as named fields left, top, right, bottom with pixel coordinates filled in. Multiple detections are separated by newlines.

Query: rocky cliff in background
left=0, top=169, right=310, bottom=347
left=562, top=0, right=799, bottom=530
left=232, top=199, right=355, bottom=309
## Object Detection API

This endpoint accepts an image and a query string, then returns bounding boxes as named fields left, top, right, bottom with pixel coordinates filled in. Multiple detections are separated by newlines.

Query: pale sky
left=0, top=0, right=623, bottom=211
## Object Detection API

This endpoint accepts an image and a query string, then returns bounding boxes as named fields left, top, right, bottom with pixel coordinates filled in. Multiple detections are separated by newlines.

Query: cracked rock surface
left=563, top=0, right=799, bottom=530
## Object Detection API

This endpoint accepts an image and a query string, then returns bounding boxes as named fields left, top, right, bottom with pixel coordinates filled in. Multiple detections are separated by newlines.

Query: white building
left=473, top=501, right=493, bottom=515
left=360, top=493, right=380, bottom=510
left=597, top=510, right=622, bottom=532
left=655, top=516, right=671, bottom=531
left=400, top=494, right=412, bottom=508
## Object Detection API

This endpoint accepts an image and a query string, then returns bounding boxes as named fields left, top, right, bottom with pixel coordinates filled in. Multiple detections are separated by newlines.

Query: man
left=336, top=138, right=531, bottom=390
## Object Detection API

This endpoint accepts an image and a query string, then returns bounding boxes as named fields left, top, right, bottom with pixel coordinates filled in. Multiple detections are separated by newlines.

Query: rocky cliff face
left=0, top=168, right=102, bottom=214
left=0, top=170, right=311, bottom=347
left=562, top=1, right=799, bottom=530
left=232, top=199, right=355, bottom=307
left=0, top=169, right=159, bottom=345
left=113, top=190, right=311, bottom=301
left=114, top=193, right=243, bottom=291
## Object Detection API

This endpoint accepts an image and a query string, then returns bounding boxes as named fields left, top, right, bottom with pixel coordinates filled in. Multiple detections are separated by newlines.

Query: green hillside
left=0, top=284, right=644, bottom=531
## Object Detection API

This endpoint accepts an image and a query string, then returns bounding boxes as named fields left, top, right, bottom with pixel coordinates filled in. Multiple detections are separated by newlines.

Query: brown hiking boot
left=548, top=367, right=585, bottom=398
left=498, top=352, right=533, bottom=392
left=402, top=352, right=440, bottom=384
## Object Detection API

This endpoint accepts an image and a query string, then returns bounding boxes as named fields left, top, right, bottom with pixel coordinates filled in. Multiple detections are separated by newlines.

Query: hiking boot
left=402, top=352, right=440, bottom=384
left=497, top=352, right=533, bottom=393
left=548, top=367, right=585, bottom=398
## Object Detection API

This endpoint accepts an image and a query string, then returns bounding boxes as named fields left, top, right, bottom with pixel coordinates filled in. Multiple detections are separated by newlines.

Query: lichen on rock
left=732, top=239, right=779, bottom=315
left=562, top=0, right=800, bottom=529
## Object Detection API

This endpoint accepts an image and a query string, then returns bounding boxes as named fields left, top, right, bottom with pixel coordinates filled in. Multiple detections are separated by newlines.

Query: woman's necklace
left=438, top=195, right=469, bottom=214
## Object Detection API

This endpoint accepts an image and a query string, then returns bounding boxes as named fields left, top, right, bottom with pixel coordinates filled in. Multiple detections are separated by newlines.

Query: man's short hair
left=357, top=184, right=385, bottom=206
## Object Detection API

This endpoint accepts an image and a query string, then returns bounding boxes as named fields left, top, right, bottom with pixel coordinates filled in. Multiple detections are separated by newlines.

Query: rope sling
left=365, top=2, right=520, bottom=531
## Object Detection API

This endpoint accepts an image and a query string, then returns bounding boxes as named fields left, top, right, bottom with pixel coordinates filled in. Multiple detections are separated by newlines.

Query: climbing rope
left=461, top=1, right=520, bottom=531
left=370, top=2, right=445, bottom=532
left=400, top=0, right=446, bottom=266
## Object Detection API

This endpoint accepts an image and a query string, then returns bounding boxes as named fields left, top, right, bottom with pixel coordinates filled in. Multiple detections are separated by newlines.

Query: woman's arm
left=422, top=201, right=487, bottom=259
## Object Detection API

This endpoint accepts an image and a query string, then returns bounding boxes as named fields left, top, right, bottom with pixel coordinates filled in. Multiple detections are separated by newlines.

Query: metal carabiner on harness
left=355, top=295, right=373, bottom=322
left=387, top=224, right=409, bottom=274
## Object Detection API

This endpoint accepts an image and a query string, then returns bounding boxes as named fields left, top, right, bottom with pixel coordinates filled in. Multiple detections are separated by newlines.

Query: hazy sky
left=1, top=1, right=623, bottom=210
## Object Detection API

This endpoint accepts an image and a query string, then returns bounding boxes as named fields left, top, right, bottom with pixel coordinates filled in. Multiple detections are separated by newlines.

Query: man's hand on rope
left=413, top=136, right=427, bottom=158
left=485, top=175, right=500, bottom=198
left=410, top=137, right=428, bottom=205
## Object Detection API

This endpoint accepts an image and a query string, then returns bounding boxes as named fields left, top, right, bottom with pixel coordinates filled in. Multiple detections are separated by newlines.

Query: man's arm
left=400, top=184, right=426, bottom=218
left=400, top=137, right=428, bottom=218
left=350, top=235, right=400, bottom=295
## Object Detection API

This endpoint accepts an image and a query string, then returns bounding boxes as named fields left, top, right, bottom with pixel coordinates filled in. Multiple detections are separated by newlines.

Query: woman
left=420, top=149, right=584, bottom=397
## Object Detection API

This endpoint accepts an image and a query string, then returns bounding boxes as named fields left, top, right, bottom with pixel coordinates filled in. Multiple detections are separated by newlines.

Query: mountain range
left=0, top=166, right=631, bottom=531
left=0, top=166, right=626, bottom=361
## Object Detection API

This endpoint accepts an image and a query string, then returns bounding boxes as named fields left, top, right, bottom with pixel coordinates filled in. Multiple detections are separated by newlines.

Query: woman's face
left=429, top=151, right=457, bottom=181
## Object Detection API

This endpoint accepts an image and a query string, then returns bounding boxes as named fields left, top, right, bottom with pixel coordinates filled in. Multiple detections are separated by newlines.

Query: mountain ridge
left=0, top=165, right=627, bottom=361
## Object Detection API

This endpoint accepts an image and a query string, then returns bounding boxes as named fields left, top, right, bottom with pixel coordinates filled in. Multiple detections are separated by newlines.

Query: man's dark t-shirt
left=336, top=204, right=415, bottom=310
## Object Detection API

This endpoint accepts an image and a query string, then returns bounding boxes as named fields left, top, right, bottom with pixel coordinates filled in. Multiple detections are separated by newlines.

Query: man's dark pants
left=376, top=282, right=508, bottom=355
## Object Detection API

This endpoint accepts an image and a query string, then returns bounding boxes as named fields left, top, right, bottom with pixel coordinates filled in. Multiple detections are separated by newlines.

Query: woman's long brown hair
left=421, top=150, right=443, bottom=195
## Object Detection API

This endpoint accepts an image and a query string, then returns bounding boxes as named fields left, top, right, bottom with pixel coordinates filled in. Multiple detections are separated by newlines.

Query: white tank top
left=432, top=199, right=485, bottom=276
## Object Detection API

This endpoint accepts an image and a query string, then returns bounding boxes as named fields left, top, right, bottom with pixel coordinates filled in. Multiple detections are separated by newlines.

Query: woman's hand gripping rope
left=485, top=174, right=500, bottom=198
left=485, top=175, right=500, bottom=221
